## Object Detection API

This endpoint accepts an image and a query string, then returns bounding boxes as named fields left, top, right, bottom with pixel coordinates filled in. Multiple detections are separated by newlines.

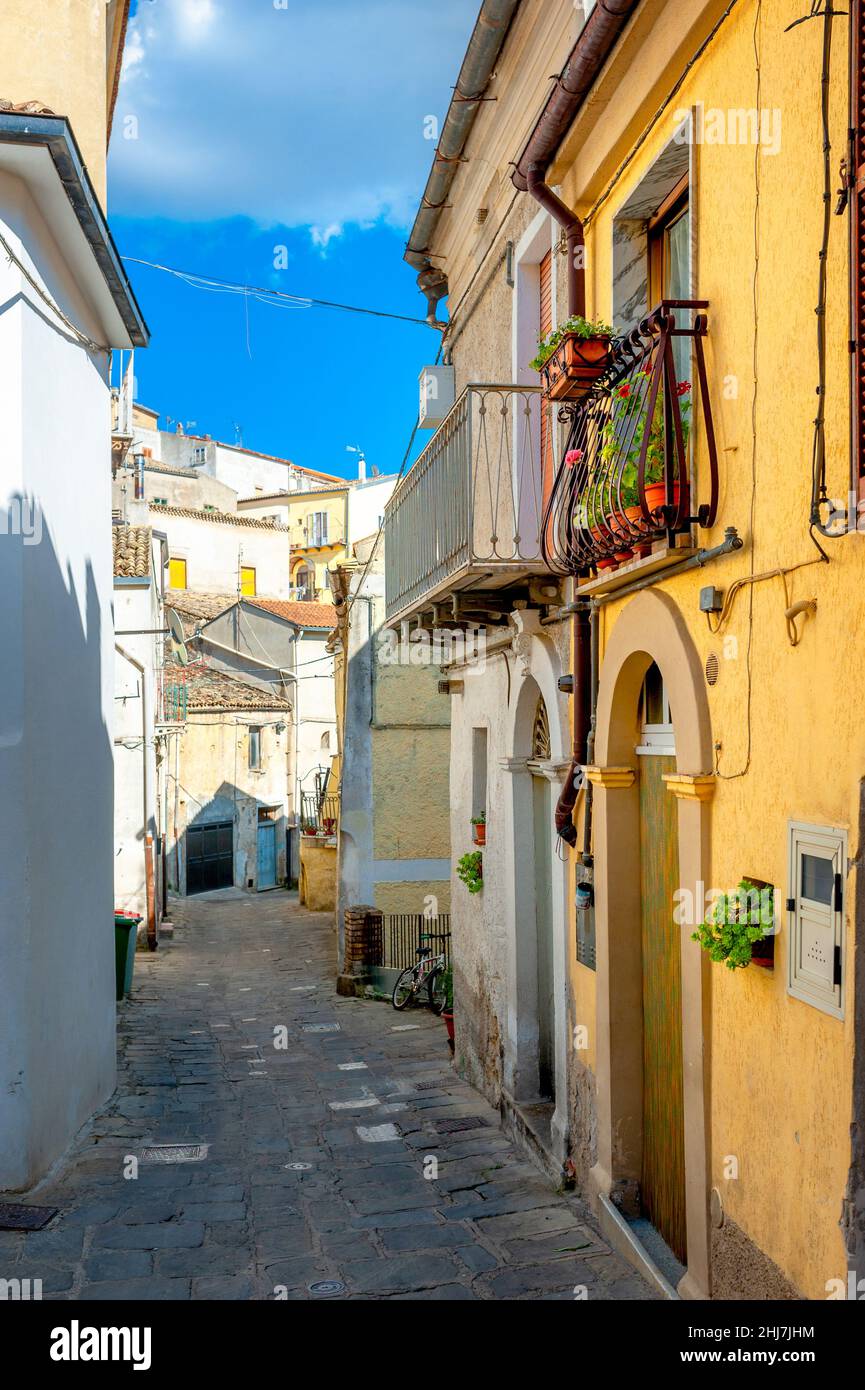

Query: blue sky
left=111, top=0, right=475, bottom=478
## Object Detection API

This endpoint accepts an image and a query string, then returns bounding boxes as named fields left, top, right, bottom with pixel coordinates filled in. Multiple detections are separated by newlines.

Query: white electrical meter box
left=419, top=365, right=455, bottom=430
left=787, top=820, right=846, bottom=1019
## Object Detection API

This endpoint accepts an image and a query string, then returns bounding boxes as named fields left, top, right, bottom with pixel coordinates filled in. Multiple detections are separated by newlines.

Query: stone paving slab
left=3, top=889, right=656, bottom=1302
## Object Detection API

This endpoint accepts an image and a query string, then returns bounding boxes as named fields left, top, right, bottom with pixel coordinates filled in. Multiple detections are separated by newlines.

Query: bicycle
left=391, top=937, right=448, bottom=1014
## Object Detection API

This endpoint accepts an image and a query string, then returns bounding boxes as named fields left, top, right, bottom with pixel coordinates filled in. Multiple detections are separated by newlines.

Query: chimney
left=358, top=453, right=366, bottom=483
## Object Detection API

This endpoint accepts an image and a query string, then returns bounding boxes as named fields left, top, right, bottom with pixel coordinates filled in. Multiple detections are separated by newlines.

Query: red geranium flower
left=617, top=384, right=632, bottom=399
left=565, top=448, right=583, bottom=467
left=677, top=380, right=691, bottom=396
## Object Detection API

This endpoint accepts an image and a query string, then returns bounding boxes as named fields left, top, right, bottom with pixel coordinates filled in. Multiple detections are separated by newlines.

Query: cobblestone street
left=3, top=890, right=654, bottom=1301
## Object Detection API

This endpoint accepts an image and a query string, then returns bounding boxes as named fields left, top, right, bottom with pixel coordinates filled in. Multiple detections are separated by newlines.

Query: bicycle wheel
left=392, top=966, right=417, bottom=1010
left=428, top=966, right=447, bottom=1016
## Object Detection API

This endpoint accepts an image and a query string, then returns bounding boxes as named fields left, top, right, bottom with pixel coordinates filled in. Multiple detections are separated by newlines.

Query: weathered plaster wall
left=169, top=714, right=288, bottom=893
left=300, top=839, right=337, bottom=912
left=0, top=0, right=114, bottom=204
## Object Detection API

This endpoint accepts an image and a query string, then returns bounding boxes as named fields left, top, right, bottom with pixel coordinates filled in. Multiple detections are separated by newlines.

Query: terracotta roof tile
left=164, top=590, right=237, bottom=635
left=113, top=525, right=152, bottom=579
left=247, top=598, right=337, bottom=628
left=149, top=503, right=287, bottom=531
left=182, top=664, right=291, bottom=713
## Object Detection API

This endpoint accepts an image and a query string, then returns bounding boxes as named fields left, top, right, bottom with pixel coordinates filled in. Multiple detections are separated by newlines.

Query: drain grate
left=140, top=1143, right=209, bottom=1164
left=308, top=1279, right=346, bottom=1298
left=414, top=1080, right=445, bottom=1092
left=0, top=1202, right=58, bottom=1232
left=301, top=1023, right=341, bottom=1034
left=434, top=1116, right=489, bottom=1135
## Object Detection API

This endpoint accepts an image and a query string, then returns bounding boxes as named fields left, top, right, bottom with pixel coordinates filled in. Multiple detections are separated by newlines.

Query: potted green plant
left=530, top=315, right=614, bottom=402
left=691, top=881, right=776, bottom=970
left=441, top=966, right=454, bottom=1049
left=456, top=850, right=483, bottom=894
left=471, top=814, right=486, bottom=846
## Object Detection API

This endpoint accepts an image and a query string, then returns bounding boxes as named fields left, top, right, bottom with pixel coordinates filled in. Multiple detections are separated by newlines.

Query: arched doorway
left=636, top=662, right=686, bottom=1264
left=588, top=589, right=713, bottom=1299
left=501, top=626, right=570, bottom=1163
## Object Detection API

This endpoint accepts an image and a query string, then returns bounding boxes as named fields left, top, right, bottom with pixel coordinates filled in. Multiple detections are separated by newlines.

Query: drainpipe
left=404, top=0, right=521, bottom=324
left=526, top=164, right=585, bottom=318
left=515, top=1, right=638, bottom=846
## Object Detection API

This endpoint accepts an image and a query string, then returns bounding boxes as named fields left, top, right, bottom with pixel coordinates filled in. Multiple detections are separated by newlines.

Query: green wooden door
left=639, top=754, right=686, bottom=1263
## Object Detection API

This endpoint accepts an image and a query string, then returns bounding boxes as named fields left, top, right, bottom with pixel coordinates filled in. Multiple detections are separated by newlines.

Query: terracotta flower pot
left=542, top=334, right=612, bottom=403
left=442, top=1010, right=455, bottom=1042
left=589, top=524, right=616, bottom=570
left=624, top=504, right=653, bottom=558
left=644, top=480, right=682, bottom=515
left=472, top=823, right=486, bottom=846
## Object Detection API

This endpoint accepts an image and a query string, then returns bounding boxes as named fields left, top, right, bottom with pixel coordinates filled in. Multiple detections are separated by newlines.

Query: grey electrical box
left=419, top=366, right=455, bottom=430
left=699, top=585, right=724, bottom=614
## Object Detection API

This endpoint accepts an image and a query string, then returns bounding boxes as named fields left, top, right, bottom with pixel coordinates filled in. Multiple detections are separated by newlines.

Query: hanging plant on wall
left=456, top=851, right=483, bottom=894
left=691, top=881, right=776, bottom=970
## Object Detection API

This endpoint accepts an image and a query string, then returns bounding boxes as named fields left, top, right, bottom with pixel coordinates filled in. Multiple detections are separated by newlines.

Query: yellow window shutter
left=169, top=557, right=187, bottom=590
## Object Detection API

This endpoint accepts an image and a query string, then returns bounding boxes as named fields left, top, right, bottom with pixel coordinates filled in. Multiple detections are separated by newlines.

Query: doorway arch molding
left=500, top=614, right=570, bottom=1159
left=588, top=587, right=714, bottom=1301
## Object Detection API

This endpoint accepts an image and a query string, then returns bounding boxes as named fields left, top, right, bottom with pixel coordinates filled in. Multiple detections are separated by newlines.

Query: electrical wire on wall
left=715, top=0, right=764, bottom=782
left=787, top=1, right=851, bottom=545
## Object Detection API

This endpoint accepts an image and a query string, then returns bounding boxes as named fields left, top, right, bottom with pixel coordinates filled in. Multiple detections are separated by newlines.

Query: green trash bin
left=114, top=914, right=141, bottom=1001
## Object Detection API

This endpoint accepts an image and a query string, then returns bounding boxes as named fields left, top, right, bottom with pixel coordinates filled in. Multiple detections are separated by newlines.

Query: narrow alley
left=6, top=891, right=653, bottom=1302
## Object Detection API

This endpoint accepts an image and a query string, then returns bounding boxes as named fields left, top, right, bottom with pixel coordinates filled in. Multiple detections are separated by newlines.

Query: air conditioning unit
left=419, top=365, right=455, bottom=430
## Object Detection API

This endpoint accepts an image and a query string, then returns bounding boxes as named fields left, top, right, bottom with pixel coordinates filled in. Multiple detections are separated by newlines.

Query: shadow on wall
left=0, top=498, right=115, bottom=1189
left=170, top=782, right=287, bottom=896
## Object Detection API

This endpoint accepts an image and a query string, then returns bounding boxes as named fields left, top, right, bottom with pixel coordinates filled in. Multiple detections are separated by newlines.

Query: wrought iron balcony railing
left=385, top=384, right=554, bottom=624
left=157, top=670, right=188, bottom=724
left=541, top=301, right=719, bottom=577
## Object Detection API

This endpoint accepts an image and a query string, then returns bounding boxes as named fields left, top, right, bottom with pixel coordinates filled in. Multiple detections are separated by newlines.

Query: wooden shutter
left=539, top=249, right=554, bottom=503
left=853, top=0, right=865, bottom=485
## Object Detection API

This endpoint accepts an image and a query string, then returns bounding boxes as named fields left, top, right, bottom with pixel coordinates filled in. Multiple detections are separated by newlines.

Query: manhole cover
left=284, top=1162, right=313, bottom=1171
left=301, top=1023, right=341, bottom=1033
left=434, top=1116, right=489, bottom=1135
left=308, top=1280, right=346, bottom=1297
left=140, top=1143, right=209, bottom=1164
left=0, top=1202, right=58, bottom=1231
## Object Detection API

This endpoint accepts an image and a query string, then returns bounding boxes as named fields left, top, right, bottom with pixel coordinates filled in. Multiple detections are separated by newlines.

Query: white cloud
left=310, top=223, right=343, bottom=253
left=110, top=0, right=474, bottom=231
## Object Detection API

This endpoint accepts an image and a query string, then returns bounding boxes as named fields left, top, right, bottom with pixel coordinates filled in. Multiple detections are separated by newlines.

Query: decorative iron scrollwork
left=541, top=301, right=719, bottom=577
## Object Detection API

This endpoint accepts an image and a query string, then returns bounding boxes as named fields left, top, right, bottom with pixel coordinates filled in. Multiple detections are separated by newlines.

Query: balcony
left=542, top=301, right=719, bottom=588
left=384, top=384, right=561, bottom=625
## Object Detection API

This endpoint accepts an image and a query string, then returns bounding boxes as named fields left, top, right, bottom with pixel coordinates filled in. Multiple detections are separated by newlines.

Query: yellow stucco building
left=383, top=0, right=865, bottom=1301
left=239, top=480, right=350, bottom=603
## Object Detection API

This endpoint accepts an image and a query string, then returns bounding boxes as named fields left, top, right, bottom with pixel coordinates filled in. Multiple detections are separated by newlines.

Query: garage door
left=186, top=821, right=233, bottom=895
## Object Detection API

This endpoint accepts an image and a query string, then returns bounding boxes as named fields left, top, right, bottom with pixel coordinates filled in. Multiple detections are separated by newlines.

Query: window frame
left=248, top=725, right=262, bottom=772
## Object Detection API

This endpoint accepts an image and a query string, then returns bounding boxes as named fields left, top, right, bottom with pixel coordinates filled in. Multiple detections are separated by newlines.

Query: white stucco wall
left=152, top=511, right=291, bottom=598
left=113, top=568, right=161, bottom=922
left=347, top=475, right=397, bottom=546
left=0, top=172, right=117, bottom=1188
left=447, top=617, right=571, bottom=1155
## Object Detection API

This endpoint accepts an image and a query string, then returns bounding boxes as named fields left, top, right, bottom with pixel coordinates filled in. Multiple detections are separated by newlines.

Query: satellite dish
left=165, top=608, right=190, bottom=667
